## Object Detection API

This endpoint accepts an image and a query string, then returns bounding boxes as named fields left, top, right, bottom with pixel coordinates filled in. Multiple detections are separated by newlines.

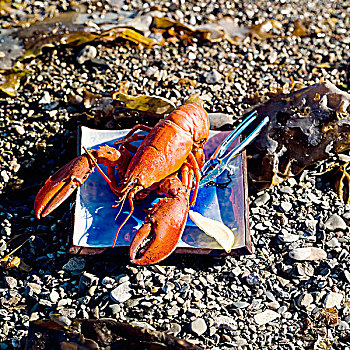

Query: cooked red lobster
left=34, top=104, right=210, bottom=265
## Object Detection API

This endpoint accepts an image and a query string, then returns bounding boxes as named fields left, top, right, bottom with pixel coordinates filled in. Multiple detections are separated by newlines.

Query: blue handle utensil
left=200, top=112, right=269, bottom=187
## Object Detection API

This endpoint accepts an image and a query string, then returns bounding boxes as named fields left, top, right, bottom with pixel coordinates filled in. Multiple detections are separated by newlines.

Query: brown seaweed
left=25, top=317, right=204, bottom=350
left=246, top=81, right=350, bottom=189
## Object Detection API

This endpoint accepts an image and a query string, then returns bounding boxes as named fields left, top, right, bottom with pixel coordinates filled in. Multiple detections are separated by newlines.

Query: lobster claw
left=129, top=193, right=189, bottom=265
left=35, top=145, right=122, bottom=219
left=34, top=154, right=95, bottom=219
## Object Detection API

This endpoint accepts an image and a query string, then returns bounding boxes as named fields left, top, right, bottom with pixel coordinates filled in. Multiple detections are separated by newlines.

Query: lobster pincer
left=34, top=145, right=122, bottom=219
left=129, top=175, right=190, bottom=265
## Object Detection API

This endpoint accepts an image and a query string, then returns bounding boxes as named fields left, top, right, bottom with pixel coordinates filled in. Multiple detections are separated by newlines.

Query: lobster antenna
left=112, top=192, right=135, bottom=248
left=113, top=192, right=128, bottom=221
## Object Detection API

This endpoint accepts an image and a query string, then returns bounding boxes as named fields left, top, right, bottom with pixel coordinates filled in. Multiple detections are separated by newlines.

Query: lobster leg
left=114, top=124, right=152, bottom=146
left=34, top=145, right=121, bottom=219
left=187, top=152, right=201, bottom=207
left=129, top=173, right=191, bottom=265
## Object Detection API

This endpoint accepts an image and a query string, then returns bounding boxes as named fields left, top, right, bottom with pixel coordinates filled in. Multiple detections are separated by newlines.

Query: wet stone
left=253, top=193, right=270, bottom=206
left=79, top=272, right=99, bottom=293
left=338, top=321, right=349, bottom=330
left=280, top=201, right=293, bottom=212
left=326, top=238, right=341, bottom=248
left=5, top=277, right=17, bottom=289
left=213, top=315, right=237, bottom=331
left=325, top=214, right=347, bottom=231
left=298, top=293, right=314, bottom=307
left=324, top=292, right=343, bottom=308
left=190, top=318, right=207, bottom=336
left=110, top=282, right=132, bottom=303
left=254, top=310, right=280, bottom=325
left=278, top=233, right=300, bottom=243
left=203, top=70, right=222, bottom=84
left=232, top=301, right=250, bottom=309
left=14, top=125, right=25, bottom=135
left=109, top=304, right=121, bottom=315
left=167, top=323, right=181, bottom=336
left=50, top=290, right=60, bottom=303
left=289, top=247, right=327, bottom=261
left=63, top=257, right=86, bottom=273
left=77, top=45, right=97, bottom=64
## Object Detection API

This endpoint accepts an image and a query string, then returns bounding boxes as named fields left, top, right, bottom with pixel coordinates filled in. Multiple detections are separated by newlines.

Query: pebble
left=213, top=315, right=237, bottom=330
left=254, top=310, right=280, bottom=325
left=27, top=283, right=41, bottom=294
left=0, top=239, right=6, bottom=252
left=1, top=170, right=10, bottom=183
left=266, top=301, right=280, bottom=310
left=344, top=271, right=350, bottom=283
left=38, top=91, right=51, bottom=104
left=232, top=301, right=250, bottom=309
left=5, top=277, right=17, bottom=289
left=253, top=193, right=270, bottom=206
left=298, top=293, right=314, bottom=307
left=145, top=66, right=158, bottom=77
left=324, top=292, right=343, bottom=308
left=338, top=321, right=349, bottom=330
left=233, top=337, right=248, bottom=346
left=79, top=272, right=99, bottom=293
left=109, top=304, right=121, bottom=315
left=76, top=45, right=97, bottom=64
left=190, top=318, right=207, bottom=336
left=110, top=282, right=132, bottom=303
left=278, top=233, right=300, bottom=243
left=289, top=247, right=327, bottom=261
left=246, top=272, right=261, bottom=286
left=326, top=238, right=341, bottom=248
left=167, top=323, right=181, bottom=335
left=58, top=308, right=76, bottom=319
left=188, top=52, right=196, bottom=60
left=324, top=214, right=347, bottom=231
left=50, top=290, right=60, bottom=303
left=131, top=321, right=156, bottom=331
left=14, top=125, right=25, bottom=135
left=203, top=70, right=222, bottom=84
left=193, top=289, right=204, bottom=300
left=208, top=113, right=234, bottom=129
left=280, top=201, right=293, bottom=212
left=63, top=257, right=86, bottom=273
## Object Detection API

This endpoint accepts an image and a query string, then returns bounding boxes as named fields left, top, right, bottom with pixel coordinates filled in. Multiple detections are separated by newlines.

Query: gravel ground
left=1, top=0, right=350, bottom=349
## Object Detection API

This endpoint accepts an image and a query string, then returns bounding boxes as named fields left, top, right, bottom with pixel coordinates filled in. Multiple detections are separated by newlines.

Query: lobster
left=34, top=104, right=210, bottom=265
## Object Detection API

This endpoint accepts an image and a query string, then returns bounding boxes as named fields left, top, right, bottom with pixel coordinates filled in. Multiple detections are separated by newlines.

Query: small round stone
left=190, top=318, right=207, bottom=336
left=324, top=214, right=347, bottom=231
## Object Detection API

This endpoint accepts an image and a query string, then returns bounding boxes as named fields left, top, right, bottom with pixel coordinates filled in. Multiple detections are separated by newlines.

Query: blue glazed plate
left=72, top=126, right=249, bottom=252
